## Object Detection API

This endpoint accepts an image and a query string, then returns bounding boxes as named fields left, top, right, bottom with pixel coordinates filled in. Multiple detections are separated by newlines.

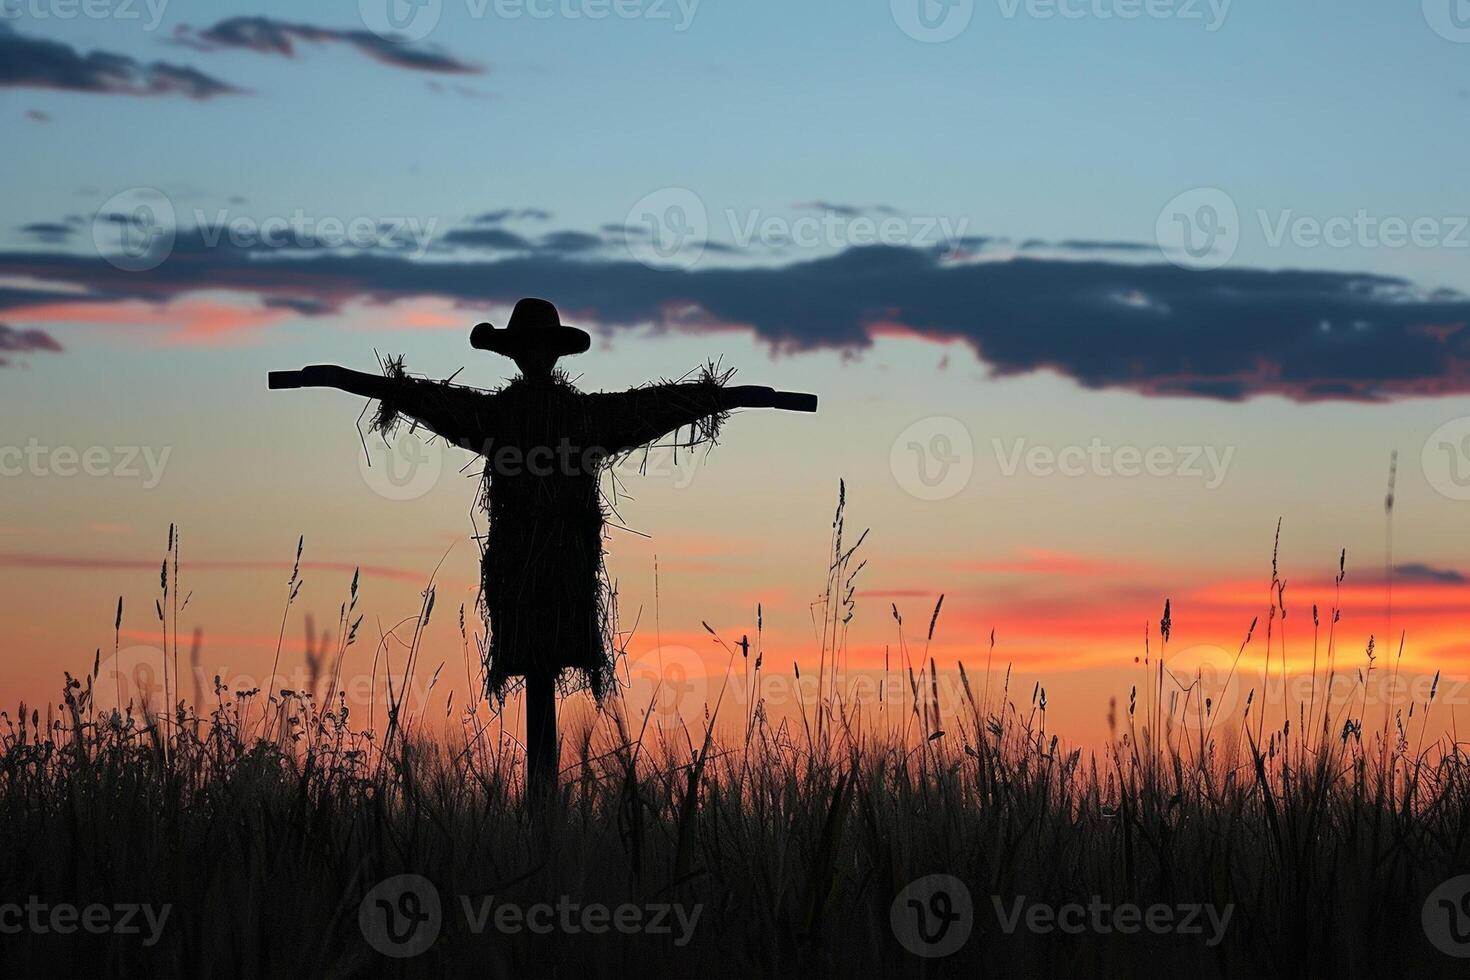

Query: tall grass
left=1, top=495, right=1468, bottom=978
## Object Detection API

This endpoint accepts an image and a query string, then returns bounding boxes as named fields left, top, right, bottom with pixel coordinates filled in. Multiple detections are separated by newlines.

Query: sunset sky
left=5, top=1, right=1470, bottom=747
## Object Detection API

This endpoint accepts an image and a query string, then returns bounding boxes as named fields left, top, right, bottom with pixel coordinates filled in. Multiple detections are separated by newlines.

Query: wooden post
left=525, top=671, right=557, bottom=798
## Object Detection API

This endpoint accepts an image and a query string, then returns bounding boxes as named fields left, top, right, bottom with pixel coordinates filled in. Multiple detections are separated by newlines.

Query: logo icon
left=623, top=644, right=708, bottom=725
left=1423, top=875, right=1470, bottom=957
left=359, top=0, right=442, bottom=42
left=93, top=645, right=170, bottom=715
left=1423, top=417, right=1470, bottom=501
left=891, top=0, right=974, bottom=43
left=624, top=188, right=708, bottom=270
left=1424, top=0, right=1470, bottom=43
left=890, top=416, right=974, bottom=501
left=358, top=429, right=445, bottom=501
left=93, top=188, right=175, bottom=273
left=1156, top=187, right=1240, bottom=271
left=1161, top=644, right=1240, bottom=734
left=359, top=874, right=442, bottom=958
left=890, top=874, right=973, bottom=957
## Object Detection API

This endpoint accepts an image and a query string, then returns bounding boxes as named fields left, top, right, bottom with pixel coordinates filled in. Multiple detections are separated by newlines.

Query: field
left=2, top=508, right=1468, bottom=979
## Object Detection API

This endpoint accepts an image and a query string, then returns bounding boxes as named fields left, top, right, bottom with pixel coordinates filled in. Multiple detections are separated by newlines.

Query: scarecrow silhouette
left=269, top=298, right=817, bottom=791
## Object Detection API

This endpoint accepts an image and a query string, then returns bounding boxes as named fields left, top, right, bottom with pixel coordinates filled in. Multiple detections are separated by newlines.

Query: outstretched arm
left=270, top=364, right=494, bottom=449
left=584, top=379, right=817, bottom=456
left=270, top=365, right=395, bottom=399
left=722, top=385, right=819, bottom=413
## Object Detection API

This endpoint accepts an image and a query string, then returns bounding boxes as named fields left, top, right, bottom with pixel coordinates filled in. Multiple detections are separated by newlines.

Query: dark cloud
left=5, top=229, right=1470, bottom=401
left=1394, top=563, right=1466, bottom=584
left=19, top=222, right=74, bottom=243
left=262, top=296, right=333, bottom=315
left=175, top=17, right=480, bottom=75
left=1041, top=240, right=1158, bottom=253
left=474, top=209, right=553, bottom=224
left=948, top=236, right=998, bottom=248
left=794, top=201, right=899, bottom=218
left=25, top=109, right=50, bottom=122
left=0, top=323, right=62, bottom=366
left=538, top=231, right=603, bottom=254
left=442, top=227, right=536, bottom=251
left=441, top=226, right=605, bottom=255
left=600, top=222, right=719, bottom=250
left=0, top=286, right=85, bottom=309
left=0, top=25, right=241, bottom=98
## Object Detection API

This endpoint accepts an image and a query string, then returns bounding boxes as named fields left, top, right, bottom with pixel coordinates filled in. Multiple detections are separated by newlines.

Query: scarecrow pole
left=525, top=671, right=557, bottom=796
left=270, top=298, right=817, bottom=801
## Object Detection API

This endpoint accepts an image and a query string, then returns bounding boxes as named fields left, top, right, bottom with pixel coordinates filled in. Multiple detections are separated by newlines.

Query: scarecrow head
left=470, top=297, right=591, bottom=379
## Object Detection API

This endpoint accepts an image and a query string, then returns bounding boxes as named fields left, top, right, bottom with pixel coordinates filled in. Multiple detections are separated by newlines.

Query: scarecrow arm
left=269, top=365, right=395, bottom=399
left=270, top=364, right=493, bottom=448
left=586, top=381, right=817, bottom=455
left=724, top=385, right=819, bottom=413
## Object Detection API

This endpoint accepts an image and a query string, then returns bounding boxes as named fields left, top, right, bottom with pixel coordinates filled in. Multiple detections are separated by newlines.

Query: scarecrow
left=269, top=298, right=817, bottom=791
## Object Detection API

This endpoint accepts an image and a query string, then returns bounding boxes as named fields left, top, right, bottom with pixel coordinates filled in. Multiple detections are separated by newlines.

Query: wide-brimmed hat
left=470, top=298, right=591, bottom=359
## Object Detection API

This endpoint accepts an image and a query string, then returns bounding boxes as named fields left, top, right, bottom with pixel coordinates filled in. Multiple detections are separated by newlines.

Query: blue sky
left=8, top=1, right=1470, bottom=285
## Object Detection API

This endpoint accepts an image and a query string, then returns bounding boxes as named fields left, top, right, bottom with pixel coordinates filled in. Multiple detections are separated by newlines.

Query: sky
left=4, top=0, right=1470, bottom=748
